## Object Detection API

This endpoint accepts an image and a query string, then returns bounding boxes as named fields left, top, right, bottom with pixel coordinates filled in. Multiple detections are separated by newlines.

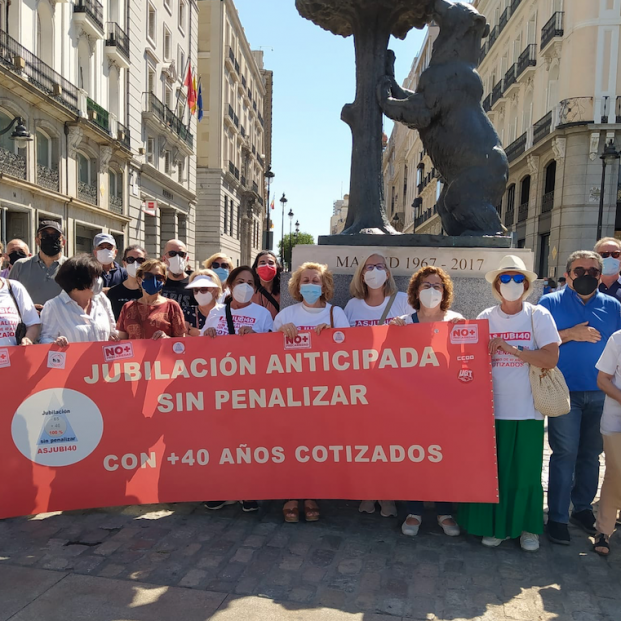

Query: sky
left=233, top=0, right=429, bottom=251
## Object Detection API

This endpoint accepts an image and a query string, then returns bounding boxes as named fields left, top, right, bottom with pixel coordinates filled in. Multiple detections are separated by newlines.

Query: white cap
left=185, top=275, right=220, bottom=289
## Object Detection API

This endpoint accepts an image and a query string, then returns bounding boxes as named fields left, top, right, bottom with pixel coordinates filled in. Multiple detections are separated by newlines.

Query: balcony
left=258, top=112, right=264, bottom=127
left=498, top=7, right=510, bottom=33
left=516, top=44, right=537, bottom=80
left=482, top=94, right=492, bottom=113
left=257, top=154, right=264, bottom=167
left=109, top=195, right=123, bottom=215
left=505, top=132, right=527, bottom=163
left=37, top=164, right=59, bottom=192
left=504, top=207, right=515, bottom=228
left=557, top=97, right=594, bottom=127
left=0, top=30, right=79, bottom=114
left=143, top=92, right=194, bottom=152
left=252, top=181, right=259, bottom=194
left=488, top=26, right=498, bottom=48
left=478, top=42, right=488, bottom=66
left=0, top=146, right=26, bottom=179
left=78, top=180, right=98, bottom=205
left=225, top=103, right=235, bottom=129
left=241, top=175, right=246, bottom=188
left=233, top=112, right=239, bottom=128
left=504, top=64, right=518, bottom=96
left=510, top=0, right=522, bottom=12
left=225, top=47, right=235, bottom=73
left=227, top=160, right=239, bottom=181
left=234, top=59, right=240, bottom=75
left=105, top=22, right=130, bottom=69
left=491, top=79, right=505, bottom=108
left=117, top=121, right=130, bottom=150
left=533, top=111, right=553, bottom=146
left=240, top=125, right=246, bottom=138
left=87, top=97, right=109, bottom=134
left=541, top=12, right=564, bottom=54
left=541, top=191, right=554, bottom=213
left=241, top=75, right=247, bottom=89
left=73, top=0, right=104, bottom=39
left=518, top=201, right=529, bottom=222
left=248, top=88, right=252, bottom=102
left=252, top=100, right=257, bottom=112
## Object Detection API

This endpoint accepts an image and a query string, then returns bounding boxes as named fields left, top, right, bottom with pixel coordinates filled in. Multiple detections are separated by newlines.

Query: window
left=147, top=2, right=156, bottom=44
left=147, top=68, right=155, bottom=94
left=224, top=196, right=229, bottom=233
left=520, top=176, right=531, bottom=206
left=163, top=26, right=171, bottom=61
left=109, top=170, right=123, bottom=200
left=165, top=85, right=173, bottom=110
left=229, top=201, right=234, bottom=236
left=544, top=160, right=557, bottom=195
left=178, top=157, right=185, bottom=184
left=506, top=184, right=516, bottom=213
left=178, top=0, right=186, bottom=32
left=163, top=0, right=171, bottom=11
left=147, top=137, right=155, bottom=165
left=77, top=152, right=95, bottom=185
left=164, top=151, right=171, bottom=174
left=36, top=131, right=51, bottom=168
left=178, top=47, right=186, bottom=80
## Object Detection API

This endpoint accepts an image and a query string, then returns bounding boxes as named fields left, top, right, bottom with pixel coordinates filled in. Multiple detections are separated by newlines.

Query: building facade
left=476, top=0, right=621, bottom=277
left=196, top=0, right=270, bottom=268
left=330, top=196, right=349, bottom=235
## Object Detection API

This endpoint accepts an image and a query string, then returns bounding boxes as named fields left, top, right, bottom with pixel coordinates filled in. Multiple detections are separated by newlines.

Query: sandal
left=304, top=500, right=320, bottom=522
left=593, top=533, right=610, bottom=556
left=283, top=500, right=299, bottom=523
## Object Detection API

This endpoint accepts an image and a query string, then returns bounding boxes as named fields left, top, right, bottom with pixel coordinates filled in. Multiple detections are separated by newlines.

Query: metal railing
left=37, top=164, right=59, bottom=191
left=542, top=191, right=554, bottom=213
left=228, top=161, right=235, bottom=176
left=78, top=180, right=97, bottom=205
left=228, top=47, right=235, bottom=64
left=557, top=97, right=594, bottom=127
left=505, top=132, right=527, bottom=163
left=499, top=7, right=510, bottom=33
left=479, top=43, right=488, bottom=66
left=0, top=146, right=26, bottom=179
left=252, top=181, right=259, bottom=194
left=87, top=97, right=109, bottom=133
left=542, top=12, right=564, bottom=50
left=234, top=59, right=239, bottom=74
left=488, top=26, right=498, bottom=48
left=109, top=195, right=123, bottom=214
left=518, top=201, right=529, bottom=222
left=240, top=125, right=246, bottom=138
left=117, top=121, right=130, bottom=150
left=504, top=207, right=515, bottom=227
left=0, top=30, right=79, bottom=113
left=105, top=22, right=129, bottom=60
left=241, top=75, right=247, bottom=88
left=491, top=79, right=504, bottom=107
left=517, top=44, right=537, bottom=78
left=510, top=0, right=522, bottom=12
left=253, top=100, right=257, bottom=112
left=504, top=64, right=517, bottom=91
left=482, top=94, right=492, bottom=112
left=144, top=92, right=193, bottom=149
left=233, top=112, right=239, bottom=128
left=258, top=112, right=264, bottom=126
left=533, top=111, right=553, bottom=145
left=74, top=0, right=104, bottom=32
left=248, top=88, right=252, bottom=101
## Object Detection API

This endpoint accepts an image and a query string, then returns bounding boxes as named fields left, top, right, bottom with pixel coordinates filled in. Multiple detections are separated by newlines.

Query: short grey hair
left=566, top=250, right=603, bottom=275
left=594, top=237, right=621, bottom=252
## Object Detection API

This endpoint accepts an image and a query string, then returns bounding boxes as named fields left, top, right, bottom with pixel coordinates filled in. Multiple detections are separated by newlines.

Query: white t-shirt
left=478, top=302, right=561, bottom=421
left=273, top=303, right=350, bottom=332
left=344, top=292, right=413, bottom=327
left=201, top=302, right=273, bottom=336
left=399, top=309, right=465, bottom=324
left=0, top=280, right=41, bottom=346
left=595, top=331, right=621, bottom=434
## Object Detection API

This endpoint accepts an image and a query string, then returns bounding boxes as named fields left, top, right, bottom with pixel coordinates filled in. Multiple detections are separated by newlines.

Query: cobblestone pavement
left=0, top=434, right=619, bottom=621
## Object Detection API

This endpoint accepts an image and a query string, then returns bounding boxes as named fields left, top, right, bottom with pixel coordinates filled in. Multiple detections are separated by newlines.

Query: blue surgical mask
left=213, top=267, right=229, bottom=283
left=602, top=256, right=621, bottom=276
left=141, top=274, right=164, bottom=295
left=300, top=284, right=322, bottom=305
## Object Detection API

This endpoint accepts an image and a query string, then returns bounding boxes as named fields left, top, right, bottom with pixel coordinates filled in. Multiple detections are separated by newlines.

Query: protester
left=201, top=266, right=273, bottom=337
left=543, top=278, right=558, bottom=296
left=39, top=254, right=117, bottom=344
left=594, top=237, right=621, bottom=301
left=93, top=233, right=126, bottom=291
left=0, top=276, right=40, bottom=346
left=273, top=262, right=349, bottom=523
left=594, top=331, right=621, bottom=555
left=184, top=269, right=222, bottom=336
left=539, top=251, right=621, bottom=545
left=161, top=239, right=194, bottom=314
left=10, top=221, right=67, bottom=308
left=344, top=252, right=412, bottom=328
left=251, top=251, right=282, bottom=319
left=389, top=266, right=464, bottom=535
left=116, top=259, right=185, bottom=340
left=459, top=255, right=560, bottom=551
left=203, top=252, right=233, bottom=285
left=558, top=276, right=567, bottom=289
left=107, top=245, right=147, bottom=320
left=1, top=239, right=30, bottom=278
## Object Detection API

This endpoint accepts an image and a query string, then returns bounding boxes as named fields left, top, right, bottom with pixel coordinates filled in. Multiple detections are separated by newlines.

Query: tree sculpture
left=296, top=0, right=434, bottom=234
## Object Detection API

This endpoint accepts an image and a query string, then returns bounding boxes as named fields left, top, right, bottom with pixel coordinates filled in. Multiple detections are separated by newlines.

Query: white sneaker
left=438, top=515, right=460, bottom=537
left=358, top=500, right=376, bottom=514
left=482, top=536, right=508, bottom=547
left=379, top=500, right=397, bottom=517
left=401, top=514, right=422, bottom=537
left=520, top=532, right=539, bottom=552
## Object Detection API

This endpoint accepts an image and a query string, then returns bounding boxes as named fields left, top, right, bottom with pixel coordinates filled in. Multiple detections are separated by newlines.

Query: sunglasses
left=364, top=263, right=386, bottom=271
left=40, top=233, right=61, bottom=241
left=144, top=274, right=166, bottom=283
left=211, top=261, right=230, bottom=269
left=195, top=287, right=214, bottom=294
left=600, top=251, right=621, bottom=259
left=499, top=274, right=526, bottom=284
left=124, top=256, right=146, bottom=265
left=572, top=267, right=601, bottom=278
left=166, top=250, right=187, bottom=258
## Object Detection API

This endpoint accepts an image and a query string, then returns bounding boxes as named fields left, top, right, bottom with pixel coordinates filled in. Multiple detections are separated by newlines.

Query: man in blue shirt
left=93, top=233, right=127, bottom=292
left=539, top=250, right=621, bottom=545
left=594, top=237, right=621, bottom=301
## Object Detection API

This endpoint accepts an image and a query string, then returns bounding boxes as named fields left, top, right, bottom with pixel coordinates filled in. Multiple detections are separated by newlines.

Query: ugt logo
left=103, top=342, right=134, bottom=362
left=458, top=369, right=474, bottom=383
left=284, top=333, right=312, bottom=350
left=450, top=324, right=479, bottom=344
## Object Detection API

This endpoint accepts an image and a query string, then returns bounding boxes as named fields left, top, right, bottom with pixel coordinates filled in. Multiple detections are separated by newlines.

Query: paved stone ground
left=0, top=434, right=619, bottom=621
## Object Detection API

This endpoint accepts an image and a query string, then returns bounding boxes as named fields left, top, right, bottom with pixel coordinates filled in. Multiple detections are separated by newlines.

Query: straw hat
left=485, top=255, right=538, bottom=302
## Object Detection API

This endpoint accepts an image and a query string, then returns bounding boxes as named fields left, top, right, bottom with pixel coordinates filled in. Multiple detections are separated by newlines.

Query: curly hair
left=289, top=262, right=335, bottom=303
left=407, top=266, right=454, bottom=311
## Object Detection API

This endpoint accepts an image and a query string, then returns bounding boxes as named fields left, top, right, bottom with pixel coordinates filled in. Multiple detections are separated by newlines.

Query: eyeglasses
left=211, top=261, right=230, bottom=269
left=166, top=250, right=187, bottom=259
left=195, top=287, right=214, bottom=294
left=144, top=274, right=166, bottom=283
left=499, top=274, right=526, bottom=284
left=420, top=283, right=444, bottom=291
left=600, top=251, right=621, bottom=259
left=364, top=263, right=386, bottom=271
left=124, top=256, right=146, bottom=265
left=572, top=267, right=601, bottom=278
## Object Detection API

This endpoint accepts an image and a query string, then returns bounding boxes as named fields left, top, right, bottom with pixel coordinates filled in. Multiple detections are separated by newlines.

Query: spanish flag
left=184, top=64, right=197, bottom=113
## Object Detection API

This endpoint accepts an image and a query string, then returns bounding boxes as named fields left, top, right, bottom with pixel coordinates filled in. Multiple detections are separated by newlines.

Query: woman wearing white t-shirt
left=0, top=278, right=40, bottom=346
left=344, top=252, right=412, bottom=328
left=201, top=266, right=273, bottom=338
left=459, top=255, right=561, bottom=552
left=391, top=266, right=464, bottom=536
left=273, top=261, right=349, bottom=523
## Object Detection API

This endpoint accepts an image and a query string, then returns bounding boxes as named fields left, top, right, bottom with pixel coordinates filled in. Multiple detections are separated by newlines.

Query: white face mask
left=125, top=262, right=138, bottom=278
left=96, top=249, right=115, bottom=265
left=419, top=288, right=443, bottom=309
left=232, top=283, right=254, bottom=304
left=500, top=281, right=525, bottom=302
left=168, top=254, right=187, bottom=275
left=194, top=291, right=214, bottom=306
left=363, top=268, right=388, bottom=290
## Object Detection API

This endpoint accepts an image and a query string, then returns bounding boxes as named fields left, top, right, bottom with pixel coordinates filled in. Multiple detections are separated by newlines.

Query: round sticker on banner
left=333, top=331, right=346, bottom=344
left=172, top=342, right=185, bottom=354
left=11, top=388, right=103, bottom=467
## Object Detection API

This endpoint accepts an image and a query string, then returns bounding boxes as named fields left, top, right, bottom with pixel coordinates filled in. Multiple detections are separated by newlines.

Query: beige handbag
left=528, top=307, right=570, bottom=417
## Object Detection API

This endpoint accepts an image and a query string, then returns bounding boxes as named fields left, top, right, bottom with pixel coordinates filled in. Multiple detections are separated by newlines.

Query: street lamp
left=279, top=192, right=288, bottom=265
left=598, top=140, right=620, bottom=240
left=288, top=207, right=294, bottom=271
left=264, top=166, right=275, bottom=250
left=0, top=117, right=33, bottom=148
left=295, top=220, right=300, bottom=241
left=391, top=212, right=401, bottom=232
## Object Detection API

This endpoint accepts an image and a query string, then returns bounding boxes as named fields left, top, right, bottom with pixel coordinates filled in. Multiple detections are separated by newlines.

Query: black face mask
left=8, top=250, right=26, bottom=265
left=572, top=275, right=599, bottom=296
left=40, top=237, right=62, bottom=257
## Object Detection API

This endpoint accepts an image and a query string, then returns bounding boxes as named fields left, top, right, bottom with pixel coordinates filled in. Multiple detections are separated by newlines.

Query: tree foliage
left=278, top=232, right=314, bottom=268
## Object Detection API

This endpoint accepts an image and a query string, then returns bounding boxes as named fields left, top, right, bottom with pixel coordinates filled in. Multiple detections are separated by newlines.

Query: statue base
left=318, top=234, right=512, bottom=248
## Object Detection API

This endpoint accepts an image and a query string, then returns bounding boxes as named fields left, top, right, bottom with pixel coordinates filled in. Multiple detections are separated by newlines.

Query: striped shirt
left=40, top=291, right=117, bottom=344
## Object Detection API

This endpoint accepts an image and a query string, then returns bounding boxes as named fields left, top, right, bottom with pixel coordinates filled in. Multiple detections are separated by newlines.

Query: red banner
left=0, top=321, right=498, bottom=519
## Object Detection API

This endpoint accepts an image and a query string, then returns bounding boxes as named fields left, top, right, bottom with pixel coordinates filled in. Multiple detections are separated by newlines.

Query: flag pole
left=175, top=56, right=191, bottom=122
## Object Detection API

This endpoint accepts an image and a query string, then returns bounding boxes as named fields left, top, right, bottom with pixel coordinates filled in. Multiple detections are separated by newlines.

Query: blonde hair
left=188, top=268, right=223, bottom=298
left=136, top=259, right=167, bottom=280
left=349, top=252, right=398, bottom=299
left=203, top=252, right=232, bottom=269
left=289, top=262, right=335, bottom=303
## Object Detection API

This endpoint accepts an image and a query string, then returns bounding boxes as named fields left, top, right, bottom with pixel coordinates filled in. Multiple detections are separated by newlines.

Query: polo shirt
left=539, top=287, right=621, bottom=391
left=599, top=279, right=621, bottom=302
left=9, top=253, right=67, bottom=305
left=101, top=262, right=127, bottom=289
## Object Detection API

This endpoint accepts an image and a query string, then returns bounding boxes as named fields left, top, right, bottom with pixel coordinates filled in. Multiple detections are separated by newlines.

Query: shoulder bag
left=5, top=279, right=27, bottom=344
left=257, top=285, right=280, bottom=313
left=225, top=302, right=236, bottom=335
left=378, top=292, right=397, bottom=326
left=528, top=306, right=570, bottom=417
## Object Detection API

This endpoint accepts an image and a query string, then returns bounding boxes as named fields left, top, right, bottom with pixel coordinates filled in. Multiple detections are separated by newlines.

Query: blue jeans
left=547, top=390, right=605, bottom=524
